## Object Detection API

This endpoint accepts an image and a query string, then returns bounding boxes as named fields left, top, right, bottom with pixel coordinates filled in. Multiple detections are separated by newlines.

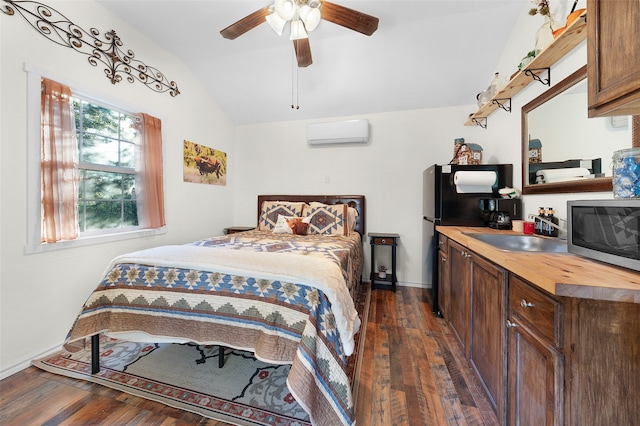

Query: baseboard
left=0, top=344, right=62, bottom=380
left=363, top=280, right=431, bottom=289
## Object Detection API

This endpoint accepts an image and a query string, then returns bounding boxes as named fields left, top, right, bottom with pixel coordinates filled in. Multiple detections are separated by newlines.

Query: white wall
left=0, top=0, right=235, bottom=377
left=232, top=108, right=495, bottom=287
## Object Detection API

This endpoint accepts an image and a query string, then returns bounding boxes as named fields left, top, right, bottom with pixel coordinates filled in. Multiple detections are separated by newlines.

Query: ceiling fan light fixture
left=274, top=0, right=296, bottom=21
left=289, top=19, right=308, bottom=40
left=266, top=11, right=287, bottom=35
left=300, top=5, right=321, bottom=32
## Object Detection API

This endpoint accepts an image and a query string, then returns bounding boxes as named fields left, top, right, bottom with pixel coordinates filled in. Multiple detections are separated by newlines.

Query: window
left=25, top=66, right=166, bottom=253
left=75, top=99, right=139, bottom=234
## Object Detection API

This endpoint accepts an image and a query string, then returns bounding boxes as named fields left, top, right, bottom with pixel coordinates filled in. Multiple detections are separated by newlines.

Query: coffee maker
left=479, top=198, right=522, bottom=229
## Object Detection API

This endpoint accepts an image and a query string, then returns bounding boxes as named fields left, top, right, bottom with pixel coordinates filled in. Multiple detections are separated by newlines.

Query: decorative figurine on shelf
left=529, top=0, right=559, bottom=53
left=377, top=265, right=387, bottom=279
left=452, top=140, right=483, bottom=165
left=518, top=50, right=537, bottom=70
left=490, top=72, right=503, bottom=97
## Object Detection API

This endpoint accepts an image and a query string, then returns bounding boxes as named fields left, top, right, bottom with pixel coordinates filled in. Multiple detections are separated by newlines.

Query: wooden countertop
left=436, top=226, right=640, bottom=304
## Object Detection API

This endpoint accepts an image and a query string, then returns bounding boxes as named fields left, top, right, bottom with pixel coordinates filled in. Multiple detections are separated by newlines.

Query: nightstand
left=223, top=226, right=255, bottom=235
left=368, top=232, right=399, bottom=292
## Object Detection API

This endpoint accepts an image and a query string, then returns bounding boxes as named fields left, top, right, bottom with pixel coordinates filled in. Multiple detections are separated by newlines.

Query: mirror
left=521, top=65, right=639, bottom=195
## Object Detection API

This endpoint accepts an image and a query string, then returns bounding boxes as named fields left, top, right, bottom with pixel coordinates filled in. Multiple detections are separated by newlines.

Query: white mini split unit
left=306, top=119, right=369, bottom=145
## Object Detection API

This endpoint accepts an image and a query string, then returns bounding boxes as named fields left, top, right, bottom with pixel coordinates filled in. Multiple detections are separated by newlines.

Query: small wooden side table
left=224, top=226, right=255, bottom=235
left=368, top=232, right=399, bottom=292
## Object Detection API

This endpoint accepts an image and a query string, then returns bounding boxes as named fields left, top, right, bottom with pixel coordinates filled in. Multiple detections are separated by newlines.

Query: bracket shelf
left=464, top=12, right=586, bottom=127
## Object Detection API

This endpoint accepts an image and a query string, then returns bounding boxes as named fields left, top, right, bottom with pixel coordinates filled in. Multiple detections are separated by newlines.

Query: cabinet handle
left=520, top=299, right=534, bottom=308
left=506, top=320, right=518, bottom=328
left=381, top=239, right=386, bottom=243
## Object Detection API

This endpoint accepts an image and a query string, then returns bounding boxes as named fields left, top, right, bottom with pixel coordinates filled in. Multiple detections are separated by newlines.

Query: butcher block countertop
left=436, top=226, right=640, bottom=304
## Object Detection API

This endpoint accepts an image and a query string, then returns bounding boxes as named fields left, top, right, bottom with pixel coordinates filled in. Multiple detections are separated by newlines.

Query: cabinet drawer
left=438, top=234, right=448, bottom=253
left=372, top=237, right=395, bottom=245
left=509, top=276, right=564, bottom=348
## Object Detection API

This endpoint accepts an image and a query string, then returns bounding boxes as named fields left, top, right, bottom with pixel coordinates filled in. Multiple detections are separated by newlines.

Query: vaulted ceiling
left=97, top=0, right=525, bottom=125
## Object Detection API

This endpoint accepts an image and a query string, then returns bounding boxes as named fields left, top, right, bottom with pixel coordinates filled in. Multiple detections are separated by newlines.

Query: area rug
left=33, top=283, right=370, bottom=426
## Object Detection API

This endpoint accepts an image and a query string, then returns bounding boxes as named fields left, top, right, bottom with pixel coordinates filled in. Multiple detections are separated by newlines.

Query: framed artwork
left=183, top=140, right=227, bottom=186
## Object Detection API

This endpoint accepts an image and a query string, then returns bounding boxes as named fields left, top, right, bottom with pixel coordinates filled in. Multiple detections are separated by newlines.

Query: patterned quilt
left=63, top=230, right=364, bottom=426
left=191, top=230, right=363, bottom=299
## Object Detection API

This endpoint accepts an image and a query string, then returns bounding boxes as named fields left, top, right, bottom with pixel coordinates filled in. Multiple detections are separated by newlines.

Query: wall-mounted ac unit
left=306, top=119, right=369, bottom=145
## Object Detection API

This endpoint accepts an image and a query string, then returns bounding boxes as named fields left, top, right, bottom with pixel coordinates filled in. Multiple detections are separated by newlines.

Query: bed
left=63, top=195, right=365, bottom=426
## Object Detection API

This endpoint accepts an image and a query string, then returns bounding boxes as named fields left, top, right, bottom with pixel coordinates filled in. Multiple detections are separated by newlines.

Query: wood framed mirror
left=521, top=65, right=639, bottom=195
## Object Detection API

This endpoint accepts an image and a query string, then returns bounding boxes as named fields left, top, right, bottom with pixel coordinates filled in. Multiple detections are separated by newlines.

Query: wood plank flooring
left=0, top=286, right=498, bottom=425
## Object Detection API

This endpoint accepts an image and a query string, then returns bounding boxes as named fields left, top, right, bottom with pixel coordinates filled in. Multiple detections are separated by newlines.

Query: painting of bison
left=183, top=140, right=227, bottom=185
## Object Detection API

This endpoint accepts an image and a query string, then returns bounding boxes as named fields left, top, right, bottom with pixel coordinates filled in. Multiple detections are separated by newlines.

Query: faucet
left=527, top=214, right=567, bottom=238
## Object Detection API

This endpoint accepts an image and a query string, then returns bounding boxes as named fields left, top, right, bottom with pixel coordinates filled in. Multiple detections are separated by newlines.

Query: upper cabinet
left=587, top=0, right=640, bottom=117
left=465, top=12, right=587, bottom=127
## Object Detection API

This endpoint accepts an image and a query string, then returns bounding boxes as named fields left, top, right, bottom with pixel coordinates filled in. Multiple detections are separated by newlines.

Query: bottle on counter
left=544, top=208, right=559, bottom=237
left=534, top=207, right=545, bottom=235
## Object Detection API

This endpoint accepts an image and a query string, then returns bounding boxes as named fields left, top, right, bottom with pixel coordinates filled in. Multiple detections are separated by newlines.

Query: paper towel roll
left=454, top=171, right=497, bottom=193
left=536, top=167, right=591, bottom=183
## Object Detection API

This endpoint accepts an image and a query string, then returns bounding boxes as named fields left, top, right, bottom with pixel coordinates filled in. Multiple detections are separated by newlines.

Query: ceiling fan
left=220, top=0, right=379, bottom=68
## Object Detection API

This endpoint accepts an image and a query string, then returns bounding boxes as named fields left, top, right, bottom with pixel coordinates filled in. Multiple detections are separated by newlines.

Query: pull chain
left=291, top=47, right=299, bottom=109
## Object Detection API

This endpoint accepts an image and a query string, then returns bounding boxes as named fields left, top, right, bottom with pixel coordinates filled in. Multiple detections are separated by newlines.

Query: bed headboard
left=257, top=195, right=366, bottom=236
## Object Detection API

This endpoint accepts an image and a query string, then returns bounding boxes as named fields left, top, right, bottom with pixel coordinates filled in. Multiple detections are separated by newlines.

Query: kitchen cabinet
left=570, top=298, right=640, bottom=425
left=507, top=275, right=565, bottom=426
left=469, top=254, right=507, bottom=423
left=437, top=233, right=449, bottom=319
left=448, top=240, right=471, bottom=357
left=587, top=0, right=640, bottom=117
left=436, top=226, right=640, bottom=426
left=446, top=240, right=507, bottom=421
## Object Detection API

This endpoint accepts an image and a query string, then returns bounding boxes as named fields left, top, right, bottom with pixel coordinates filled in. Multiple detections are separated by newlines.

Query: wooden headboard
left=257, top=195, right=366, bottom=236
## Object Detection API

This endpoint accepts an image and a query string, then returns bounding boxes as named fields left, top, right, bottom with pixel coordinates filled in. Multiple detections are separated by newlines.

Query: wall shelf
left=465, top=12, right=587, bottom=127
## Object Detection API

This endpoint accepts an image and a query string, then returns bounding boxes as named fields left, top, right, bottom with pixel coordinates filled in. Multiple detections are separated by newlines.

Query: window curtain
left=135, top=113, right=165, bottom=229
left=41, top=78, right=78, bottom=243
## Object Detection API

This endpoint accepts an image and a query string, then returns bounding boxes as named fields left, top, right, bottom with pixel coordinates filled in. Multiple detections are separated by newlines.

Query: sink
left=464, top=233, right=567, bottom=253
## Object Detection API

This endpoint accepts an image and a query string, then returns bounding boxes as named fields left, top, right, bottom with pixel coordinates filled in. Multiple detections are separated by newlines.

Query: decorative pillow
left=304, top=203, right=349, bottom=236
left=258, top=201, right=307, bottom=231
left=308, top=202, right=358, bottom=233
left=273, top=215, right=311, bottom=235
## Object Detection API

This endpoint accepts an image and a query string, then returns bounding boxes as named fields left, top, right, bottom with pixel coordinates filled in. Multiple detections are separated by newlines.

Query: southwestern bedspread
left=63, top=230, right=364, bottom=426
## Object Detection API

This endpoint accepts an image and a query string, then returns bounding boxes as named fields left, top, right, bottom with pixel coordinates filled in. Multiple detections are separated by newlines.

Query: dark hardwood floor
left=0, top=286, right=498, bottom=425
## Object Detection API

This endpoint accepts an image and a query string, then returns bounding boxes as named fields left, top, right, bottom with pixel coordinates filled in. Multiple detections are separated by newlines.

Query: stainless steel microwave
left=567, top=199, right=640, bottom=272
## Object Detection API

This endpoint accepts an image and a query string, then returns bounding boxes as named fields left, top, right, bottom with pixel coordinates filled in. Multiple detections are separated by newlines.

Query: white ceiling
left=97, top=0, right=526, bottom=125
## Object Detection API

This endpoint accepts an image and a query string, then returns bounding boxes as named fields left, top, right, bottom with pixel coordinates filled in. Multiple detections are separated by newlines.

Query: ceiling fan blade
left=294, top=39, right=313, bottom=68
left=220, top=6, right=271, bottom=40
left=321, top=1, right=379, bottom=36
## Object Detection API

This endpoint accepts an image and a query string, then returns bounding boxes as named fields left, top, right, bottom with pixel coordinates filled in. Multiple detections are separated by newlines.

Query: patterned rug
left=33, top=284, right=370, bottom=426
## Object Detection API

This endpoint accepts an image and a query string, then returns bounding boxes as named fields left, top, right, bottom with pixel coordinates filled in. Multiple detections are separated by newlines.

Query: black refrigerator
left=422, top=163, right=513, bottom=316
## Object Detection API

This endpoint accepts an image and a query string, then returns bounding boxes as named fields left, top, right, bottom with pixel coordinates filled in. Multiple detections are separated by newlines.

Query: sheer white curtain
left=40, top=78, right=78, bottom=243
left=135, top=113, right=165, bottom=229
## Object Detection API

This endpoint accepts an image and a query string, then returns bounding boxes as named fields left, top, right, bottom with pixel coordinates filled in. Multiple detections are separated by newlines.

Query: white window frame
left=25, top=63, right=167, bottom=254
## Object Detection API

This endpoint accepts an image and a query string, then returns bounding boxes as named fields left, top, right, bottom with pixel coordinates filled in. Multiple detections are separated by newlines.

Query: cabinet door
left=587, top=0, right=640, bottom=117
left=508, top=321, right=564, bottom=426
left=469, top=255, right=506, bottom=422
left=448, top=241, right=470, bottom=356
left=437, top=249, right=449, bottom=320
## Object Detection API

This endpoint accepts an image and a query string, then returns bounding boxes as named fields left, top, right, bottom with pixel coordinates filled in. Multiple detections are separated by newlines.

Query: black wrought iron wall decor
left=2, top=0, right=180, bottom=97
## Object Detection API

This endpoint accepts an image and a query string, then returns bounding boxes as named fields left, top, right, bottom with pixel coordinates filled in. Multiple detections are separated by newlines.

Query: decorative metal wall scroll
left=2, top=0, right=180, bottom=97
